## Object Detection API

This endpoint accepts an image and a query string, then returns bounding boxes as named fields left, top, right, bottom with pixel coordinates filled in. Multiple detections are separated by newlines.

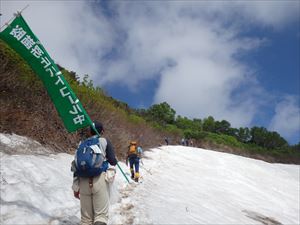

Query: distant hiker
left=126, top=141, right=142, bottom=182
left=165, top=137, right=169, bottom=145
left=190, top=139, right=194, bottom=147
left=71, top=121, right=117, bottom=225
left=185, top=138, right=189, bottom=146
left=181, top=138, right=185, bottom=145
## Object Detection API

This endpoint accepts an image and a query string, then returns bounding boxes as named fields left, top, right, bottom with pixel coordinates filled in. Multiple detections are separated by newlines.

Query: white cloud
left=185, top=1, right=300, bottom=29
left=269, top=96, right=300, bottom=144
left=101, top=2, right=271, bottom=127
left=234, top=1, right=300, bottom=28
left=1, top=1, right=299, bottom=129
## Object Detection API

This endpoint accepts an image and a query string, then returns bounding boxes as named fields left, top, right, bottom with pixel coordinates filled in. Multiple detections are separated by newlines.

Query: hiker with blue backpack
left=71, top=121, right=117, bottom=225
left=126, top=141, right=143, bottom=182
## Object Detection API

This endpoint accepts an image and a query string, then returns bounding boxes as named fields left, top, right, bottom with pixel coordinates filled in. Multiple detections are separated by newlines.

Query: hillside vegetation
left=0, top=40, right=178, bottom=159
left=0, top=40, right=299, bottom=163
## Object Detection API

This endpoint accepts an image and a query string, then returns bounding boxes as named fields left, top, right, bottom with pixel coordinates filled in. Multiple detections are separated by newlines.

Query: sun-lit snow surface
left=117, top=146, right=300, bottom=225
left=1, top=133, right=299, bottom=225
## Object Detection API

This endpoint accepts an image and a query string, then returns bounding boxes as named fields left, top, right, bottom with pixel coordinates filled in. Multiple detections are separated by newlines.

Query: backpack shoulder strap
left=99, top=137, right=107, bottom=158
left=84, top=136, right=101, bottom=154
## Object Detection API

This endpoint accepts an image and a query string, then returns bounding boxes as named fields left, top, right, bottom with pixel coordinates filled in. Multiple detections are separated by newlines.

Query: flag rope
left=0, top=5, right=29, bottom=31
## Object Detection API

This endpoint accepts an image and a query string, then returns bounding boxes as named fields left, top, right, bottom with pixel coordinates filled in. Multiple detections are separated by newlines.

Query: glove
left=105, top=167, right=116, bottom=183
left=74, top=191, right=80, bottom=199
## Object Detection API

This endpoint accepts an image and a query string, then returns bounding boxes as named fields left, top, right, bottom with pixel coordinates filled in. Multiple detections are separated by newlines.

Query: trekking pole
left=90, top=124, right=130, bottom=184
left=140, top=163, right=152, bottom=175
left=117, top=162, right=130, bottom=183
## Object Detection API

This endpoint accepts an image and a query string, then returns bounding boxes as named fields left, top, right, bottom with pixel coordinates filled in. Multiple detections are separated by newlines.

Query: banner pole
left=0, top=5, right=29, bottom=31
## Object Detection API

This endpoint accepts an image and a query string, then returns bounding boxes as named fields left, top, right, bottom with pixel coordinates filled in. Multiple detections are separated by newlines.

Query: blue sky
left=1, top=1, right=299, bottom=144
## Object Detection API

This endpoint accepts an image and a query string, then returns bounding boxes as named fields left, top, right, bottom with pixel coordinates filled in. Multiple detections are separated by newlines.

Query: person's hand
left=105, top=167, right=116, bottom=183
left=74, top=191, right=80, bottom=199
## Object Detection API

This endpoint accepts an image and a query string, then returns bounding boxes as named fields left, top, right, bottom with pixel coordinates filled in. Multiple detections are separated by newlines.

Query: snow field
left=1, top=133, right=299, bottom=225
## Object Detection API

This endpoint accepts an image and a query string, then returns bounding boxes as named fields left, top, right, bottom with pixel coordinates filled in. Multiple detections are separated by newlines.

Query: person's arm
left=137, top=146, right=143, bottom=158
left=72, top=175, right=80, bottom=199
left=105, top=139, right=118, bottom=166
left=71, top=160, right=80, bottom=199
left=72, top=175, right=80, bottom=191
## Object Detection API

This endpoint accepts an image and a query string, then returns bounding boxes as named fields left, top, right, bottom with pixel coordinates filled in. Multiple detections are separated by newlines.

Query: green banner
left=0, top=14, right=92, bottom=132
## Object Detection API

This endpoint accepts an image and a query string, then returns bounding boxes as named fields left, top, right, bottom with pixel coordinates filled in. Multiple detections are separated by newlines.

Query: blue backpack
left=75, top=136, right=108, bottom=177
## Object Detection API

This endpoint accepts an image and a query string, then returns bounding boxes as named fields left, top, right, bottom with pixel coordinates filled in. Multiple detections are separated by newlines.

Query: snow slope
left=114, top=146, right=299, bottom=225
left=1, top=133, right=299, bottom=225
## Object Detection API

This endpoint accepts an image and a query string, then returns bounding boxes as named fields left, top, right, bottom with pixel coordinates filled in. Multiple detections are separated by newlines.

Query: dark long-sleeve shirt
left=105, top=139, right=117, bottom=166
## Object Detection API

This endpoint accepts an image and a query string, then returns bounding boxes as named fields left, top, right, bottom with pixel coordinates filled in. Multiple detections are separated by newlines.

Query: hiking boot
left=94, top=222, right=107, bottom=225
left=134, top=172, right=140, bottom=182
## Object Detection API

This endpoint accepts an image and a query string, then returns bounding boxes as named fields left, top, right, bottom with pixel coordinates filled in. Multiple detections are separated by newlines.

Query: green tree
left=227, top=127, right=239, bottom=137
left=215, top=120, right=231, bottom=134
left=146, top=102, right=176, bottom=125
left=291, top=142, right=300, bottom=151
left=193, top=118, right=202, bottom=131
left=251, top=126, right=267, bottom=146
left=202, top=116, right=216, bottom=132
left=250, top=126, right=287, bottom=149
left=236, top=127, right=251, bottom=143
left=175, top=116, right=201, bottom=131
left=265, top=131, right=288, bottom=149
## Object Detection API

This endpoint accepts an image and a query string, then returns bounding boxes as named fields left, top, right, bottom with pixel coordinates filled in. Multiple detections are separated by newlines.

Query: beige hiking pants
left=79, top=172, right=109, bottom=225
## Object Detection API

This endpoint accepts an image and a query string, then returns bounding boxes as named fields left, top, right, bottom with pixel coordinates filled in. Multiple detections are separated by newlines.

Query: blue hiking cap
left=91, top=121, right=104, bottom=134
